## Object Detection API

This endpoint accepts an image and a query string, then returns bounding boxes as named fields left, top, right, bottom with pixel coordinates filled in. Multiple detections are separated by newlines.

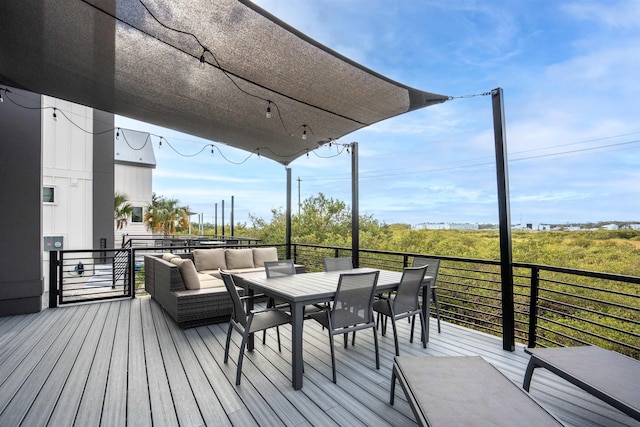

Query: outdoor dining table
left=232, top=268, right=434, bottom=390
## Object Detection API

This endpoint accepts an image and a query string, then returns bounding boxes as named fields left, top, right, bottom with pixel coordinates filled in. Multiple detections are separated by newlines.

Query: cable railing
left=51, top=240, right=639, bottom=359
left=292, top=244, right=640, bottom=359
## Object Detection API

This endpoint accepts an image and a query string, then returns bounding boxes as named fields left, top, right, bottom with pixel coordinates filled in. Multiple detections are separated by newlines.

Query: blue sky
left=116, top=0, right=640, bottom=227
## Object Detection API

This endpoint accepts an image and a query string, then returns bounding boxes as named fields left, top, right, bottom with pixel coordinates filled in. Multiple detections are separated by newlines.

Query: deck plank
left=102, top=300, right=130, bottom=425
left=126, top=297, right=153, bottom=427
left=74, top=301, right=121, bottom=426
left=149, top=300, right=205, bottom=426
left=47, top=302, right=111, bottom=426
left=141, top=296, right=179, bottom=427
left=0, top=305, right=88, bottom=426
left=164, top=310, right=232, bottom=427
left=0, top=296, right=639, bottom=427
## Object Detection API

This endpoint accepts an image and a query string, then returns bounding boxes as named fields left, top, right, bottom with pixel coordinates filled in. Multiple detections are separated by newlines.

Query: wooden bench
left=524, top=346, right=640, bottom=421
left=391, top=355, right=563, bottom=426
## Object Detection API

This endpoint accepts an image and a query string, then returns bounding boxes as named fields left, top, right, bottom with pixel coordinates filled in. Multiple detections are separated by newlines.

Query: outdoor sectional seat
left=144, top=247, right=283, bottom=328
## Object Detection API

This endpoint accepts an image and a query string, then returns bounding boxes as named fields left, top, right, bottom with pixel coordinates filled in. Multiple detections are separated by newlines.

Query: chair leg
left=409, top=315, right=416, bottom=343
left=236, top=333, right=249, bottom=385
left=391, top=316, right=400, bottom=356
left=432, top=288, right=441, bottom=333
left=330, top=333, right=337, bottom=383
left=419, top=312, right=427, bottom=348
left=372, top=325, right=380, bottom=369
left=224, top=322, right=233, bottom=363
left=352, top=330, right=356, bottom=346
left=390, top=366, right=397, bottom=405
left=276, top=326, right=282, bottom=352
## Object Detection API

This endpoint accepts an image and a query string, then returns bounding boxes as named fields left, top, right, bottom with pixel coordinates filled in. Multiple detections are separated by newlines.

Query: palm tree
left=144, top=193, right=189, bottom=237
left=114, top=191, right=134, bottom=230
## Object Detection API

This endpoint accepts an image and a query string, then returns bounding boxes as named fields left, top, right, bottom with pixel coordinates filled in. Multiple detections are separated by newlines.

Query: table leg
left=291, top=303, right=305, bottom=390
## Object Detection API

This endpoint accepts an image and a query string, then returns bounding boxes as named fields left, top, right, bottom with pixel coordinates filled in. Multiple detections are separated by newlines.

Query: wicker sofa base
left=145, top=254, right=234, bottom=328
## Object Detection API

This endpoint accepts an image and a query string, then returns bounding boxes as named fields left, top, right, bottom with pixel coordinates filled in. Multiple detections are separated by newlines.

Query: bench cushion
left=253, top=247, right=278, bottom=267
left=225, top=248, right=255, bottom=269
left=162, top=253, right=180, bottom=261
left=193, top=248, right=227, bottom=271
left=171, top=257, right=225, bottom=290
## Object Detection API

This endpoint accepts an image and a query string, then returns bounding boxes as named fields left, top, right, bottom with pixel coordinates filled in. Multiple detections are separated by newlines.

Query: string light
left=302, top=125, right=308, bottom=140
left=265, top=101, right=272, bottom=119
left=1, top=85, right=352, bottom=163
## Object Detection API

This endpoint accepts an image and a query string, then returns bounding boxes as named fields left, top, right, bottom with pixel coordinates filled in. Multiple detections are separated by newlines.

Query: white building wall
left=42, top=96, right=94, bottom=287
left=114, top=163, right=153, bottom=241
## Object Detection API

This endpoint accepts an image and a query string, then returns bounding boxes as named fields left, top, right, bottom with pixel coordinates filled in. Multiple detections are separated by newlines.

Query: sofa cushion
left=252, top=247, right=278, bottom=267
left=170, top=258, right=201, bottom=290
left=196, top=274, right=225, bottom=289
left=225, top=249, right=255, bottom=269
left=193, top=248, right=227, bottom=271
left=162, top=253, right=179, bottom=261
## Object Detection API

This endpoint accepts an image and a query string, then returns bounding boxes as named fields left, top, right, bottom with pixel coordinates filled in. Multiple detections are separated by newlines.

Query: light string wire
left=0, top=86, right=347, bottom=164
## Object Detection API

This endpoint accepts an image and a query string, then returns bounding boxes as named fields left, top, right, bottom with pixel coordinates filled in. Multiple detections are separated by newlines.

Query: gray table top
left=234, top=268, right=433, bottom=304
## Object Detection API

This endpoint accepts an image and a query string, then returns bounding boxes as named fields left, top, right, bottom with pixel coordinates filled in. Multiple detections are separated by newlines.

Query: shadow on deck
left=0, top=297, right=638, bottom=426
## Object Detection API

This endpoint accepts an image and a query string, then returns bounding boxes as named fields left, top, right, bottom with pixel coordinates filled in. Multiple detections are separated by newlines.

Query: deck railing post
left=49, top=250, right=58, bottom=308
left=528, top=266, right=540, bottom=348
left=130, top=248, right=135, bottom=298
left=492, top=87, right=515, bottom=352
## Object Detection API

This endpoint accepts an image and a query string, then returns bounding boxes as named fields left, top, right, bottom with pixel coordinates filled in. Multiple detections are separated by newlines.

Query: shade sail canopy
left=0, top=0, right=448, bottom=165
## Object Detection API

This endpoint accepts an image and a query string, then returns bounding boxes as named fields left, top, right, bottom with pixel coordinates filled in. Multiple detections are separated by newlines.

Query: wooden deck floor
left=0, top=296, right=638, bottom=426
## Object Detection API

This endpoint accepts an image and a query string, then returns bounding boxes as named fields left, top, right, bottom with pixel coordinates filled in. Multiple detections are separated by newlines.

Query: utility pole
left=297, top=176, right=301, bottom=216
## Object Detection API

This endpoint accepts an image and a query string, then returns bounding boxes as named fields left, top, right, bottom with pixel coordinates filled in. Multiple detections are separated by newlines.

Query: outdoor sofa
left=144, top=247, right=301, bottom=328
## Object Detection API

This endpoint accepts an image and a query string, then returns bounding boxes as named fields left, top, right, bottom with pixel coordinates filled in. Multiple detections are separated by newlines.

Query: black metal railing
left=292, top=243, right=640, bottom=359
left=51, top=241, right=640, bottom=359
left=49, top=248, right=134, bottom=306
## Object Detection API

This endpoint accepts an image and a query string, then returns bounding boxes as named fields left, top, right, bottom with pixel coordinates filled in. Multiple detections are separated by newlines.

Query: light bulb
left=302, top=126, right=307, bottom=140
left=210, top=145, right=214, bottom=156
left=0, top=93, right=3, bottom=103
left=199, top=55, right=205, bottom=69
left=53, top=108, right=57, bottom=121
left=158, top=137, right=162, bottom=149
left=266, top=104, right=272, bottom=119
left=116, top=128, right=120, bottom=140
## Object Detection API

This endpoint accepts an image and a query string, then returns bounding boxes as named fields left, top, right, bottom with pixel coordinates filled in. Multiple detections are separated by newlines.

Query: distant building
left=413, top=222, right=479, bottom=230
left=114, top=128, right=156, bottom=243
left=602, top=223, right=619, bottom=230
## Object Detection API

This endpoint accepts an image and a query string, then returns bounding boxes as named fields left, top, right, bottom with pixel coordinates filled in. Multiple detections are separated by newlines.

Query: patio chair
left=411, top=256, right=442, bottom=333
left=262, top=260, right=296, bottom=343
left=264, top=259, right=296, bottom=277
left=323, top=257, right=353, bottom=271
left=373, top=266, right=428, bottom=356
left=220, top=270, right=292, bottom=385
left=307, top=270, right=380, bottom=383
